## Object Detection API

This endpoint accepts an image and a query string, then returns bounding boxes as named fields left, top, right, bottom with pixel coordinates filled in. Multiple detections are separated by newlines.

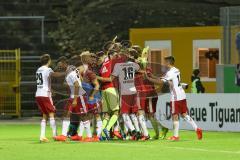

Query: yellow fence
left=0, top=49, right=21, bottom=117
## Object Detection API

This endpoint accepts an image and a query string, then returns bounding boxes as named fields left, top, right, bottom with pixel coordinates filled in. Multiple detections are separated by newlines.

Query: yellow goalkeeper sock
left=106, top=115, right=118, bottom=131
left=102, top=118, right=109, bottom=129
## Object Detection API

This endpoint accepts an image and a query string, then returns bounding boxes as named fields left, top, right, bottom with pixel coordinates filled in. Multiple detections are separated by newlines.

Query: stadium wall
left=130, top=26, right=222, bottom=93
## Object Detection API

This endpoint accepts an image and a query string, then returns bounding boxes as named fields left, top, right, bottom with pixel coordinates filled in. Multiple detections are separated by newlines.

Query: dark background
left=0, top=0, right=239, bottom=116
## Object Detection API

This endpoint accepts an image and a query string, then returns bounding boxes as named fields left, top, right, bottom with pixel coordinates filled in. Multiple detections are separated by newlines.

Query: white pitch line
left=101, top=143, right=240, bottom=155
left=165, top=146, right=240, bottom=155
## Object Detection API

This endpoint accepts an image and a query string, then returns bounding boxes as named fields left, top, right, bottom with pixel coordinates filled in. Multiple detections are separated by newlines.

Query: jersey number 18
left=123, top=67, right=134, bottom=80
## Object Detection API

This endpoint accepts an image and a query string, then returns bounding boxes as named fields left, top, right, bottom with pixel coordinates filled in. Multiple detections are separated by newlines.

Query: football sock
left=138, top=114, right=149, bottom=136
left=102, top=117, right=109, bottom=129
left=84, top=120, right=92, bottom=138
left=122, top=114, right=135, bottom=131
left=92, top=118, right=97, bottom=136
left=173, top=121, right=179, bottom=137
left=40, top=119, right=46, bottom=138
left=49, top=117, right=57, bottom=137
left=68, top=113, right=80, bottom=136
left=96, top=119, right=103, bottom=137
left=106, top=114, right=118, bottom=131
left=130, top=114, right=140, bottom=132
left=184, top=115, right=198, bottom=131
left=62, top=119, right=70, bottom=136
left=124, top=124, right=129, bottom=133
left=68, top=123, right=78, bottom=136
left=149, top=116, right=159, bottom=136
left=78, top=121, right=84, bottom=137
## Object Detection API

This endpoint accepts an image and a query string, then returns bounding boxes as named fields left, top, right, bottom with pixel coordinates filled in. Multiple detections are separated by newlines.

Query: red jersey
left=134, top=72, right=145, bottom=97
left=99, top=57, right=114, bottom=90
left=144, top=67, right=158, bottom=97
left=134, top=67, right=157, bottom=98
left=99, top=55, right=128, bottom=90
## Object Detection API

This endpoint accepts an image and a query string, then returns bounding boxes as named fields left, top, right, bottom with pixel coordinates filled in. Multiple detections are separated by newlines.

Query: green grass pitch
left=0, top=124, right=240, bottom=160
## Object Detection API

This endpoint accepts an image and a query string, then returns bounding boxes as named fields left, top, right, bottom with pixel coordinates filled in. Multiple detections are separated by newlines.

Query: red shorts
left=36, top=96, right=55, bottom=114
left=170, top=99, right=188, bottom=115
left=120, top=94, right=138, bottom=114
left=137, top=96, right=157, bottom=113
left=137, top=96, right=146, bottom=110
left=65, top=96, right=88, bottom=114
left=145, top=97, right=158, bottom=113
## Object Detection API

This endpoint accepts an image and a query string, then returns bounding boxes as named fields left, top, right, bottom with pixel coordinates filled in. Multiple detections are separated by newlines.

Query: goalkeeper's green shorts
left=102, top=87, right=119, bottom=113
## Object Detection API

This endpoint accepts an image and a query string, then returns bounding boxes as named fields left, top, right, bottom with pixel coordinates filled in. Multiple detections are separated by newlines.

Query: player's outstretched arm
left=50, top=72, right=66, bottom=78
left=96, top=75, right=114, bottom=82
left=145, top=73, right=164, bottom=85
left=146, top=71, right=159, bottom=79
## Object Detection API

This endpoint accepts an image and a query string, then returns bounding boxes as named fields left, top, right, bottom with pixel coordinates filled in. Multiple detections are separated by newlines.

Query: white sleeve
left=111, top=64, right=120, bottom=77
left=162, top=71, right=174, bottom=82
left=68, top=72, right=78, bottom=84
left=47, top=68, right=54, bottom=76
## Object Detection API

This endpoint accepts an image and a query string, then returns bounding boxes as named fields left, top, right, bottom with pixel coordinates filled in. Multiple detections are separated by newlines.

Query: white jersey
left=162, top=67, right=186, bottom=101
left=65, top=69, right=86, bottom=98
left=35, top=66, right=53, bottom=97
left=112, top=62, right=140, bottom=95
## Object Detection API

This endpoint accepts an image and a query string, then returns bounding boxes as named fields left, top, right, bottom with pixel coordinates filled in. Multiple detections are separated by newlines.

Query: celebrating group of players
left=35, top=39, right=202, bottom=143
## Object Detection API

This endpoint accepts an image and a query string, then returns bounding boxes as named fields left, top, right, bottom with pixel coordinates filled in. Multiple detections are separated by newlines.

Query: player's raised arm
left=50, top=71, right=66, bottom=78
left=96, top=75, right=113, bottom=82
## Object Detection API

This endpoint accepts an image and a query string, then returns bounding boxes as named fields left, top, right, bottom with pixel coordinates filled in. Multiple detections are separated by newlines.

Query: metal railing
left=0, top=49, right=21, bottom=117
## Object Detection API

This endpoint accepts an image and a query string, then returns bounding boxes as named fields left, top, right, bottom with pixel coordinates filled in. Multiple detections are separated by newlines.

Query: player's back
left=165, top=67, right=186, bottom=101
left=112, top=61, right=139, bottom=95
left=35, top=66, right=53, bottom=97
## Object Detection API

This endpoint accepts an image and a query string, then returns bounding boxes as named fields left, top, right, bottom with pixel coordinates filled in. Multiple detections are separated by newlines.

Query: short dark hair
left=69, top=55, right=82, bottom=67
left=128, top=48, right=139, bottom=60
left=132, top=45, right=142, bottom=56
left=57, top=56, right=68, bottom=64
left=193, top=69, right=200, bottom=76
left=40, top=54, right=51, bottom=65
left=164, top=56, right=175, bottom=65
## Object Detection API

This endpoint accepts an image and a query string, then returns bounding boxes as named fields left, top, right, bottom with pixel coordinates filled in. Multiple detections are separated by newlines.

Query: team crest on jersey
left=102, top=66, right=108, bottom=73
